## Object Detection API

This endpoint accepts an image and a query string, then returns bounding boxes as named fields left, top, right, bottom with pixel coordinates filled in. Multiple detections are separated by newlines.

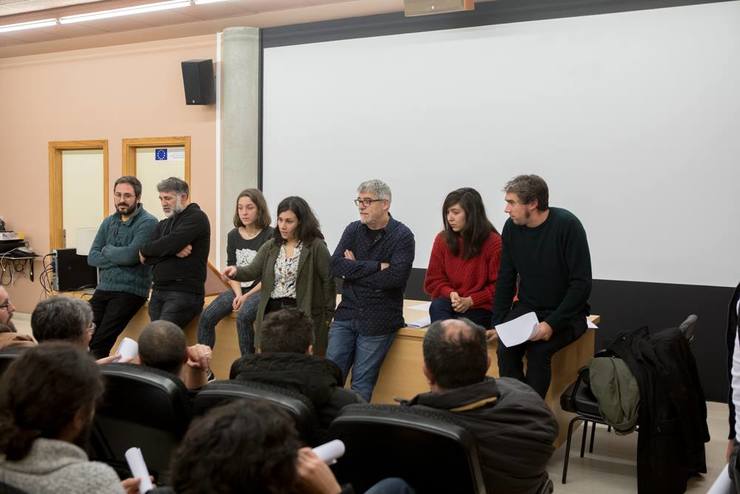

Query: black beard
left=116, top=203, right=138, bottom=216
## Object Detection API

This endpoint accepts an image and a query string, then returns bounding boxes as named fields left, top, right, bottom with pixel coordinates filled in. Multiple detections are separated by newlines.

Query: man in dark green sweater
left=489, top=175, right=592, bottom=397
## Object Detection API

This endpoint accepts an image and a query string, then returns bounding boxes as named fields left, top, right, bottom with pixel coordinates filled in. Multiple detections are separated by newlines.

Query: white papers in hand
left=124, top=447, right=154, bottom=492
left=407, top=316, right=431, bottom=328
left=496, top=312, right=538, bottom=347
left=587, top=318, right=599, bottom=329
left=118, top=337, right=139, bottom=362
left=313, top=439, right=345, bottom=465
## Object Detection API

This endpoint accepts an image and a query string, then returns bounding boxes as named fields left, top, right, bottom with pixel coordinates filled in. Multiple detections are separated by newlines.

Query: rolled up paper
left=312, top=439, right=345, bottom=465
left=124, top=447, right=154, bottom=492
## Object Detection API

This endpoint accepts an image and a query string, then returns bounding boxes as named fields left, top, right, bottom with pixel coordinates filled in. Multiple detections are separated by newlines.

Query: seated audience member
left=30, top=296, right=121, bottom=365
left=403, top=318, right=557, bottom=494
left=424, top=187, right=502, bottom=327
left=171, top=399, right=412, bottom=494
left=0, top=342, right=145, bottom=493
left=230, top=308, right=362, bottom=434
left=138, top=320, right=212, bottom=391
left=0, top=286, right=17, bottom=332
left=0, top=323, right=35, bottom=350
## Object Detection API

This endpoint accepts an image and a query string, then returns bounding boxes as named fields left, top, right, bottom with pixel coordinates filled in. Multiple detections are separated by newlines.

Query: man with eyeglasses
left=0, top=286, right=15, bottom=331
left=326, top=179, right=415, bottom=402
left=87, top=176, right=157, bottom=359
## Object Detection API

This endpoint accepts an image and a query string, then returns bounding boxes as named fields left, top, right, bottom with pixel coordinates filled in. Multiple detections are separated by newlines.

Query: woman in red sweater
left=424, top=187, right=502, bottom=327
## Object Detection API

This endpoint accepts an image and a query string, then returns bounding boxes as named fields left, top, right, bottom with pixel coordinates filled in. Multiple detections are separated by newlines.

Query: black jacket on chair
left=608, top=325, right=709, bottom=494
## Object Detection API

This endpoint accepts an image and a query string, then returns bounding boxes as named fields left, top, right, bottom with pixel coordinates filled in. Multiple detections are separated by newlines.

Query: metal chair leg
left=589, top=421, right=596, bottom=453
left=562, top=416, right=580, bottom=484
left=580, top=419, right=588, bottom=458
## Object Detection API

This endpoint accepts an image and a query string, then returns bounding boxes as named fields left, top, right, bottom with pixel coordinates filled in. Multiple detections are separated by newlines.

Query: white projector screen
left=263, top=1, right=740, bottom=287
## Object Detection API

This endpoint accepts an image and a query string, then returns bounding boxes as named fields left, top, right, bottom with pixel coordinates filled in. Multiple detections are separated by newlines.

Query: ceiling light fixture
left=193, top=0, right=230, bottom=4
left=59, top=0, right=191, bottom=24
left=0, top=18, right=57, bottom=33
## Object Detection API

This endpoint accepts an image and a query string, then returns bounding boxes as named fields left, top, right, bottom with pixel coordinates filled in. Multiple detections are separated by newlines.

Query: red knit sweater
left=424, top=231, right=502, bottom=311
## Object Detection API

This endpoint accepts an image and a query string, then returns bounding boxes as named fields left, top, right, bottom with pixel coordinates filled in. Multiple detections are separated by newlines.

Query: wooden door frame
left=48, top=140, right=109, bottom=250
left=121, top=136, right=192, bottom=192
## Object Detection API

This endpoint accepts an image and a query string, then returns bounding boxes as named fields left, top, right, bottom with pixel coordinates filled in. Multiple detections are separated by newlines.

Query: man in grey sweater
left=0, top=342, right=145, bottom=493
left=88, top=176, right=157, bottom=358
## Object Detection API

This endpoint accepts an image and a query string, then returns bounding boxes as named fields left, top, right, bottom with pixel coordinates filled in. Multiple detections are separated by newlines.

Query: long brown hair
left=233, top=188, right=271, bottom=229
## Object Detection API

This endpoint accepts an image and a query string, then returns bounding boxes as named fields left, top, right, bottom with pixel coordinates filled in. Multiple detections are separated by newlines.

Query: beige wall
left=0, top=35, right=217, bottom=312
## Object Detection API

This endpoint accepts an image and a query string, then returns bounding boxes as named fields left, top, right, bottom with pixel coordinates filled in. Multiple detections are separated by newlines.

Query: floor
left=10, top=312, right=729, bottom=493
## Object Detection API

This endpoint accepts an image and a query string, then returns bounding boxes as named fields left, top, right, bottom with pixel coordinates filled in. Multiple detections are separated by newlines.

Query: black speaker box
left=181, top=59, right=214, bottom=105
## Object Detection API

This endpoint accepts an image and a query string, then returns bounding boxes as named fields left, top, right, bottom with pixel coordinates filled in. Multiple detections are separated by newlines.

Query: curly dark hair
left=171, top=399, right=302, bottom=494
left=261, top=308, right=313, bottom=354
left=0, top=342, right=103, bottom=461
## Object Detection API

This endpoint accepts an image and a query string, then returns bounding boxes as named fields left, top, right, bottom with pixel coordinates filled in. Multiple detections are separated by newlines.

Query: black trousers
left=496, top=302, right=586, bottom=398
left=148, top=290, right=204, bottom=330
left=89, top=289, right=147, bottom=359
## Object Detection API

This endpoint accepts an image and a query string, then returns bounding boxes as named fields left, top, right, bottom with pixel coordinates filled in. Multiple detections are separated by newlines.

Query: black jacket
left=404, top=378, right=557, bottom=494
left=608, top=325, right=709, bottom=494
left=140, top=203, right=210, bottom=295
left=230, top=353, right=363, bottom=436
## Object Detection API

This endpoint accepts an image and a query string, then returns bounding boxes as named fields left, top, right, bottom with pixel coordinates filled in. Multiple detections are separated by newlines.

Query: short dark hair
left=31, top=296, right=92, bottom=344
left=138, top=320, right=186, bottom=375
left=171, top=399, right=301, bottom=494
left=114, top=175, right=143, bottom=198
left=0, top=342, right=103, bottom=461
left=442, top=187, right=497, bottom=259
left=272, top=196, right=324, bottom=245
left=423, top=319, right=488, bottom=389
left=260, top=308, right=313, bottom=354
left=503, top=175, right=549, bottom=211
left=233, top=188, right=271, bottom=229
left=157, top=177, right=189, bottom=196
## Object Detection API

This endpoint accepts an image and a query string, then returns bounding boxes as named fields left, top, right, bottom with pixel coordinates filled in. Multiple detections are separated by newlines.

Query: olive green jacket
left=234, top=238, right=336, bottom=354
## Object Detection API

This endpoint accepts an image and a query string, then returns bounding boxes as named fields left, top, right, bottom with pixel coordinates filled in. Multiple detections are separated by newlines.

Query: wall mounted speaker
left=404, top=0, right=475, bottom=16
left=181, top=59, right=214, bottom=105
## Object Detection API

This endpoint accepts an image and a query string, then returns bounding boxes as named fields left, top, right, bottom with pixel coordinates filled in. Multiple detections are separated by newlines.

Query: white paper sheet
left=313, top=440, right=345, bottom=465
left=118, top=337, right=139, bottom=362
left=706, top=464, right=732, bottom=494
left=407, top=316, right=431, bottom=328
left=587, top=318, right=599, bottom=329
left=496, top=311, right=538, bottom=347
left=124, top=447, right=154, bottom=492
left=407, top=302, right=431, bottom=311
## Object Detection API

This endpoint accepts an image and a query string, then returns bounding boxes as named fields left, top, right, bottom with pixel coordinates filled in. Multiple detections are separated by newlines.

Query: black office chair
left=193, top=380, right=319, bottom=444
left=0, top=346, right=27, bottom=377
left=559, top=314, right=698, bottom=483
left=328, top=404, right=487, bottom=494
left=91, top=364, right=192, bottom=484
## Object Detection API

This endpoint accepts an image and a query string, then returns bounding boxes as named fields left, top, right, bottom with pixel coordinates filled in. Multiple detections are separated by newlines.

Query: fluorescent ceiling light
left=59, top=0, right=191, bottom=24
left=193, top=0, right=230, bottom=4
left=0, top=18, right=57, bottom=33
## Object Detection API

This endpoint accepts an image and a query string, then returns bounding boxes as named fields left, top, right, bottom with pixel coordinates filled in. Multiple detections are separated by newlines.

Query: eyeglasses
left=86, top=322, right=96, bottom=335
left=354, top=198, right=385, bottom=207
left=0, top=301, right=12, bottom=310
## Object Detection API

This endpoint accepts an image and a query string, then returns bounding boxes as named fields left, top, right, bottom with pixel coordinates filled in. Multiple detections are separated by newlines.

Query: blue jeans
left=148, top=290, right=203, bottom=330
left=197, top=289, right=260, bottom=355
left=429, top=298, right=492, bottom=328
left=326, top=319, right=396, bottom=402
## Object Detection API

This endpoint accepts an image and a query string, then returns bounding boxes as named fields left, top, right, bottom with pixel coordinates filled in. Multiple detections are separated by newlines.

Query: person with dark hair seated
left=403, top=318, right=557, bottom=494
left=171, top=399, right=412, bottom=494
left=0, top=342, right=146, bottom=493
left=31, top=296, right=120, bottom=364
left=230, top=308, right=362, bottom=436
left=138, top=320, right=212, bottom=391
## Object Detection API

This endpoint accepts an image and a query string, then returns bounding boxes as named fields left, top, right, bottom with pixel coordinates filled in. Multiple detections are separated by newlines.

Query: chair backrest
left=328, top=404, right=487, bottom=494
left=92, top=364, right=192, bottom=483
left=192, top=380, right=318, bottom=443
